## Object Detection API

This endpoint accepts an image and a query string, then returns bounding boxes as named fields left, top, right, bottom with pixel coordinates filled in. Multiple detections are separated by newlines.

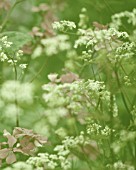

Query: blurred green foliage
left=0, top=0, right=136, bottom=169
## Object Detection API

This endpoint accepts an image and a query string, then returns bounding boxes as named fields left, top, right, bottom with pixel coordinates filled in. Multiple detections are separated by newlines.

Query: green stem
left=0, top=0, right=25, bottom=32
left=109, top=93, right=114, bottom=163
left=30, top=57, right=49, bottom=83
left=79, top=63, right=88, bottom=77
left=114, top=69, right=133, bottom=122
left=0, top=62, right=3, bottom=85
left=135, top=138, right=136, bottom=168
left=91, top=65, right=96, bottom=81
left=12, top=59, right=19, bottom=127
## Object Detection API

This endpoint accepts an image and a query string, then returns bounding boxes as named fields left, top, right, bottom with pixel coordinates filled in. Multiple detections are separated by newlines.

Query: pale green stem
left=0, top=0, right=26, bottom=32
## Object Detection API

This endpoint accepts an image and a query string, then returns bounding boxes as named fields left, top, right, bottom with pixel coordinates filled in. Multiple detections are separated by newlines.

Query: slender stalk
left=79, top=62, right=87, bottom=77
left=91, top=65, right=96, bottom=81
left=12, top=59, right=19, bottom=127
left=0, top=62, right=3, bottom=85
left=0, top=0, right=26, bottom=32
left=135, top=138, right=136, bottom=168
left=109, top=93, right=114, bottom=163
left=114, top=68, right=133, bottom=122
left=0, top=0, right=25, bottom=127
left=30, top=57, right=49, bottom=83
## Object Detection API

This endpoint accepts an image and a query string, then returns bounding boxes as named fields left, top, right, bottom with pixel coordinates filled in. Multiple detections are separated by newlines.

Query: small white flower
left=0, top=52, right=8, bottom=61
left=16, top=50, right=23, bottom=57
left=19, top=64, right=27, bottom=69
left=8, top=59, right=17, bottom=65
left=1, top=36, right=8, bottom=42
left=61, top=160, right=71, bottom=170
left=3, top=41, right=13, bottom=48
left=52, top=20, right=76, bottom=31
left=18, top=50, right=23, bottom=55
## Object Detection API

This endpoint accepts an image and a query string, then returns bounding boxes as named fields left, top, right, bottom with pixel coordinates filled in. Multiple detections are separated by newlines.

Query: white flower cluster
left=0, top=36, right=12, bottom=62
left=42, top=79, right=111, bottom=118
left=42, top=83, right=66, bottom=107
left=0, top=51, right=8, bottom=62
left=112, top=95, right=118, bottom=117
left=115, top=42, right=136, bottom=60
left=111, top=129, right=136, bottom=155
left=41, top=35, right=71, bottom=56
left=75, top=27, right=136, bottom=65
left=74, top=28, right=129, bottom=50
left=42, top=79, right=109, bottom=101
left=16, top=49, right=23, bottom=58
left=110, top=8, right=136, bottom=29
left=43, top=108, right=68, bottom=126
left=55, top=127, right=67, bottom=138
left=19, top=63, right=27, bottom=69
left=2, top=162, right=33, bottom=170
left=0, top=36, right=27, bottom=70
left=87, top=122, right=102, bottom=135
left=27, top=153, right=58, bottom=169
left=2, top=104, right=22, bottom=120
left=87, top=120, right=114, bottom=137
left=0, top=80, right=33, bottom=104
left=27, top=132, right=86, bottom=170
left=83, top=80, right=111, bottom=103
left=0, top=36, right=13, bottom=48
left=78, top=8, right=89, bottom=29
left=52, top=20, right=76, bottom=31
left=124, top=76, right=131, bottom=86
left=106, top=161, right=135, bottom=170
left=81, top=50, right=93, bottom=62
left=27, top=152, right=71, bottom=170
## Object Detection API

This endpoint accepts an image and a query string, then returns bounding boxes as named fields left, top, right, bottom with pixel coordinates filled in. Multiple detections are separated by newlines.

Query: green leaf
left=0, top=31, right=32, bottom=51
